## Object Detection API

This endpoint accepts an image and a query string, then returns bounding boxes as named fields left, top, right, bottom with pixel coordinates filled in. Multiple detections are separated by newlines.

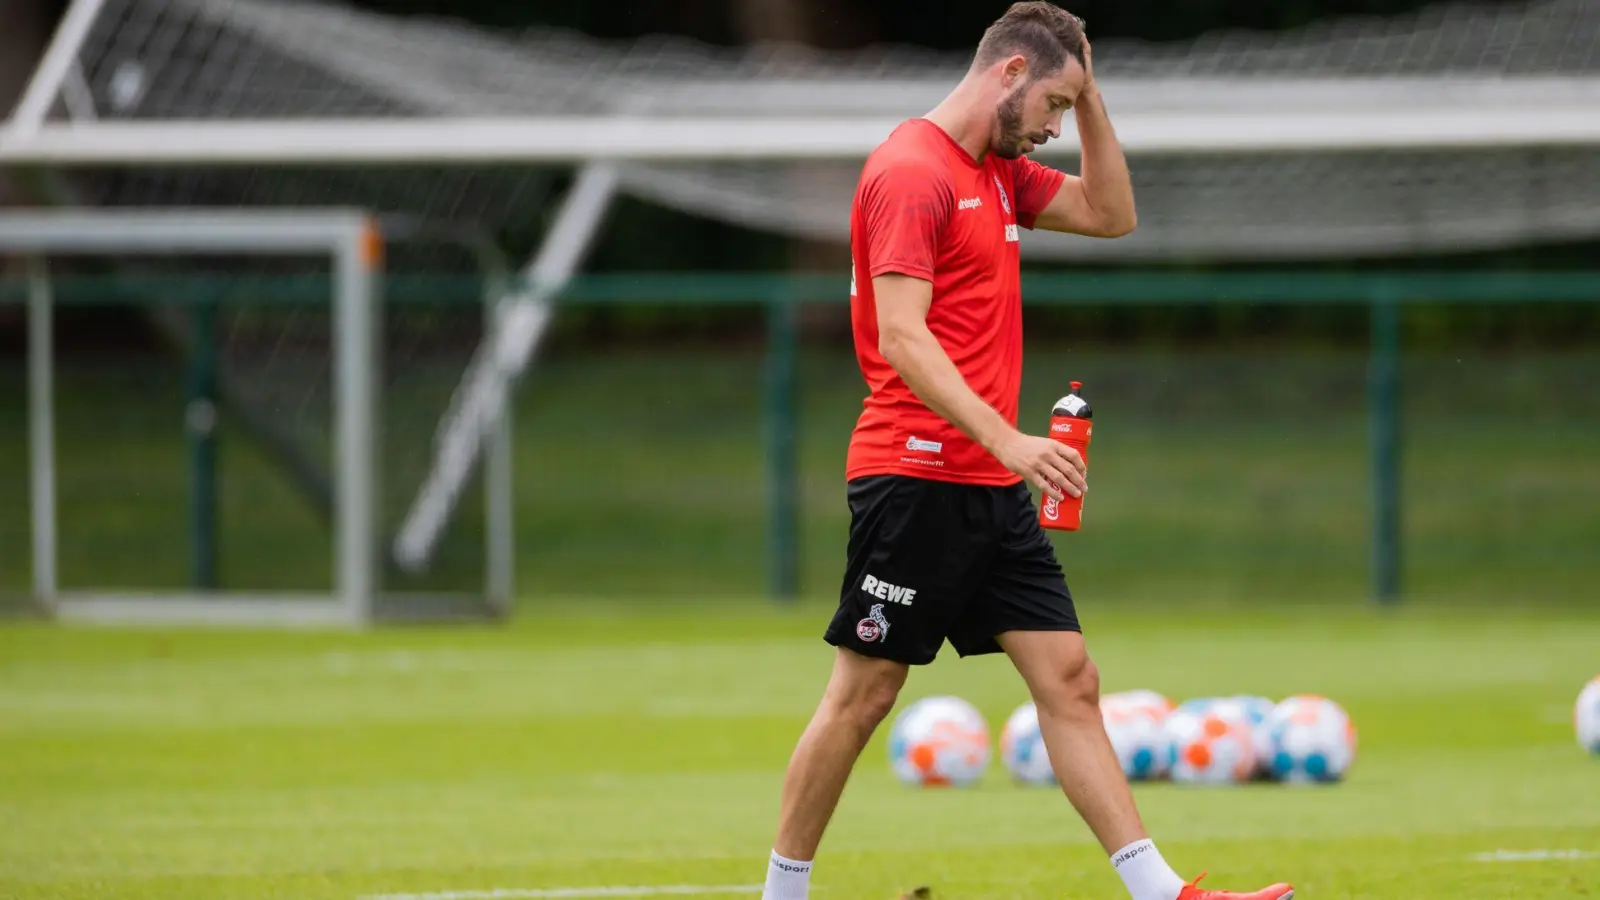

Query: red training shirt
left=845, top=117, right=1067, bottom=486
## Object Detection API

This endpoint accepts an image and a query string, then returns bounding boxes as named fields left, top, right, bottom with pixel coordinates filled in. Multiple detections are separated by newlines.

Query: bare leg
left=1000, top=630, right=1297, bottom=900
left=771, top=647, right=908, bottom=860
left=998, top=629, right=1147, bottom=853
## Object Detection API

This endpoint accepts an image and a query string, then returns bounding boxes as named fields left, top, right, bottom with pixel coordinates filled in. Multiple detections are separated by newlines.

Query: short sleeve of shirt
left=861, top=159, right=953, bottom=282
left=1010, top=156, right=1068, bottom=230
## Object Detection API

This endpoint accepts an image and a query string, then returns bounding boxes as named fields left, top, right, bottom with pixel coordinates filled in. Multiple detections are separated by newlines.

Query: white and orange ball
left=1000, top=701, right=1056, bottom=786
left=1163, top=700, right=1257, bottom=784
left=1105, top=689, right=1176, bottom=717
left=1231, top=694, right=1276, bottom=729
left=1262, top=694, right=1358, bottom=783
left=1102, top=692, right=1174, bottom=781
left=1230, top=694, right=1279, bottom=778
left=888, top=696, right=991, bottom=787
left=1576, top=676, right=1600, bottom=755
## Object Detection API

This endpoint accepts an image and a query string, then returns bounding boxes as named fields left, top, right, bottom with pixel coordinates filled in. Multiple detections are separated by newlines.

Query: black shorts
left=824, top=474, right=1080, bottom=666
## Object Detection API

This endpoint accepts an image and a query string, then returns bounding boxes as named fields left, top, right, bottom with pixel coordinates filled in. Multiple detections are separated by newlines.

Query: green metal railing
left=5, top=269, right=1596, bottom=604
left=562, top=271, right=1598, bottom=605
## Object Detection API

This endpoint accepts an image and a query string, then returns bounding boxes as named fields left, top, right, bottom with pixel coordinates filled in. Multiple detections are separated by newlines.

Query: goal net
left=6, top=0, right=1599, bottom=261
left=3, top=0, right=1599, bottom=594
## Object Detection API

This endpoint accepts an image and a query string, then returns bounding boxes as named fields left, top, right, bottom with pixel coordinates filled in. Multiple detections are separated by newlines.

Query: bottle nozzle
left=1069, top=380, right=1082, bottom=393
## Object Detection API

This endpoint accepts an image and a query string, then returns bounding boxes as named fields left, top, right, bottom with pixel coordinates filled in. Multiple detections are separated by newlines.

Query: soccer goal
left=3, top=0, right=1599, bottom=600
left=3, top=207, right=513, bottom=627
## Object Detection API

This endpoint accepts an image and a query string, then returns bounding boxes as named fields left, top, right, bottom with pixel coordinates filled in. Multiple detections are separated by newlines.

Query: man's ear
left=1001, top=54, right=1029, bottom=88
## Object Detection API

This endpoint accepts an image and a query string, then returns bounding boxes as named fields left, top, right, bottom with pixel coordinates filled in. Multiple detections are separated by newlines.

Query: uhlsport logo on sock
left=769, top=852, right=811, bottom=874
left=1112, top=842, right=1153, bottom=868
left=856, top=603, right=891, bottom=643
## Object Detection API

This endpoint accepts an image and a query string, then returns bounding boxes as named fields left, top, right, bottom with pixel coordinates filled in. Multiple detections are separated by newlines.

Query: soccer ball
left=1231, top=694, right=1275, bottom=728
left=1229, top=694, right=1278, bottom=778
left=1262, top=694, right=1358, bottom=783
left=1000, top=701, right=1056, bottom=786
left=1105, top=689, right=1176, bottom=716
left=1175, top=696, right=1221, bottom=716
left=1102, top=692, right=1174, bottom=780
left=1576, top=676, right=1600, bottom=755
left=1164, top=700, right=1257, bottom=784
left=888, top=696, right=991, bottom=787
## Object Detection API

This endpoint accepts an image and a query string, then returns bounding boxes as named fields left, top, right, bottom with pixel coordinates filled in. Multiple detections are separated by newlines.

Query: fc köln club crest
left=856, top=603, right=891, bottom=643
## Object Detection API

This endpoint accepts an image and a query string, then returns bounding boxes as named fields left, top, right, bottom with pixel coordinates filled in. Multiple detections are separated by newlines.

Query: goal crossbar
left=5, top=98, right=1600, bottom=166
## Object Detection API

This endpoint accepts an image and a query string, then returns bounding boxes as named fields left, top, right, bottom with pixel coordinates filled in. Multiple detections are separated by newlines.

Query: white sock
left=1110, top=839, right=1187, bottom=900
left=762, top=850, right=812, bottom=900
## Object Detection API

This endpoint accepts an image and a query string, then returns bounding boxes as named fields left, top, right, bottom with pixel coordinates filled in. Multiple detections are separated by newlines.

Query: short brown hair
left=973, top=2, right=1086, bottom=77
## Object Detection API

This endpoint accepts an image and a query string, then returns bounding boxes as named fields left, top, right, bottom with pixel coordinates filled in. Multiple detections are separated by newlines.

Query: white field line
left=360, top=885, right=765, bottom=900
left=1470, top=849, right=1598, bottom=862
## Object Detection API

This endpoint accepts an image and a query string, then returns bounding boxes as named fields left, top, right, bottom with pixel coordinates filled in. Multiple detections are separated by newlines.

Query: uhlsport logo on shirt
left=957, top=196, right=983, bottom=210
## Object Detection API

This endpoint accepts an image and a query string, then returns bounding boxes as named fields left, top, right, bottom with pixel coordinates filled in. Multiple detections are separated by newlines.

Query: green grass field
left=2, top=337, right=1597, bottom=897
left=2, top=600, right=1597, bottom=899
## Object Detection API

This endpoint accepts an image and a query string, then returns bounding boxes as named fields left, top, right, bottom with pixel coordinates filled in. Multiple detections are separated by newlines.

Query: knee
left=1073, top=656, right=1102, bottom=706
left=851, top=680, right=902, bottom=731
left=1037, top=653, right=1102, bottom=720
left=824, top=659, right=905, bottom=733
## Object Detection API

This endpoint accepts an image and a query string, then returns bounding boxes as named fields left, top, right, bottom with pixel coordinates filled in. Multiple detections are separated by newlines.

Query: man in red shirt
left=759, top=5, right=1295, bottom=900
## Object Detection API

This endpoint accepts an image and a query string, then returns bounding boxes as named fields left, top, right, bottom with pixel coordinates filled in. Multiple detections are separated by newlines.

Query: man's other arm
left=875, top=274, right=1085, bottom=500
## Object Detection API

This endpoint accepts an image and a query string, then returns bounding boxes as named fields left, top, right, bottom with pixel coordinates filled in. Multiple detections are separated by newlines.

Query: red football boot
left=1176, top=872, right=1294, bottom=900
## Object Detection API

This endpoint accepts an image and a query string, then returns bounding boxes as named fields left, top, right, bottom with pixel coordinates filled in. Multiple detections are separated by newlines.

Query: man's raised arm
left=1029, top=43, right=1137, bottom=238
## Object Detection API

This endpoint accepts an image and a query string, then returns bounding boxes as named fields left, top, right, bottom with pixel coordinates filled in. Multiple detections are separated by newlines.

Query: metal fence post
left=1368, top=283, right=1403, bottom=605
left=187, top=298, right=220, bottom=590
left=764, top=280, right=801, bottom=602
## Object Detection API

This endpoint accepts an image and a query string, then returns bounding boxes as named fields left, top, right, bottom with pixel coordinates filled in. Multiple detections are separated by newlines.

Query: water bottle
left=1038, top=380, right=1093, bottom=532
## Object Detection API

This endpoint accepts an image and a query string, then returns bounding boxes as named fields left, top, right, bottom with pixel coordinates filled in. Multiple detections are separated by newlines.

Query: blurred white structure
left=4, top=0, right=1599, bottom=260
left=4, top=0, right=1598, bottom=573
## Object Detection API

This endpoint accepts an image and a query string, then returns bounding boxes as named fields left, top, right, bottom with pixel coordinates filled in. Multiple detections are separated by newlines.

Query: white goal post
left=2, top=207, right=512, bottom=627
